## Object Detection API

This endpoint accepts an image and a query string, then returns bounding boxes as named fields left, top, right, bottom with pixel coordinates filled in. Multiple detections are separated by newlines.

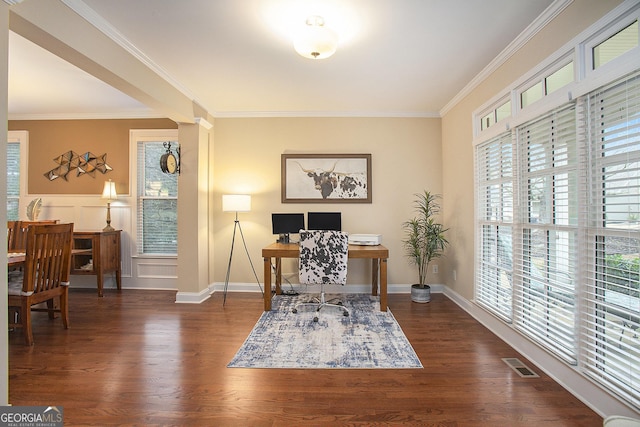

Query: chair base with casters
left=292, top=290, right=349, bottom=322
left=293, top=229, right=350, bottom=322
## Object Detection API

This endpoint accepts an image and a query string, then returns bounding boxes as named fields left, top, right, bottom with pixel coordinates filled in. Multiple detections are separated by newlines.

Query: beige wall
left=9, top=118, right=176, bottom=195
left=441, top=0, right=624, bottom=300
left=212, top=117, right=442, bottom=287
left=7, top=116, right=442, bottom=290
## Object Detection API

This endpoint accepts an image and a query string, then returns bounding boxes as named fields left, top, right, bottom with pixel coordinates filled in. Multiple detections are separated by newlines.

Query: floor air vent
left=502, top=358, right=539, bottom=378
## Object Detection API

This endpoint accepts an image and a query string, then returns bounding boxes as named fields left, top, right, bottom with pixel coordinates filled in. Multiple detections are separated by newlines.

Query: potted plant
left=402, top=190, right=449, bottom=303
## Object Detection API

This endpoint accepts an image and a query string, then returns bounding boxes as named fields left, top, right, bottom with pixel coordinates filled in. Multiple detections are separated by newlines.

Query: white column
left=176, top=118, right=214, bottom=302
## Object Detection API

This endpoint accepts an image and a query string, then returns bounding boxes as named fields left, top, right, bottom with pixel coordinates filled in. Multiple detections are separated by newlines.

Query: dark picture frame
left=281, top=153, right=372, bottom=203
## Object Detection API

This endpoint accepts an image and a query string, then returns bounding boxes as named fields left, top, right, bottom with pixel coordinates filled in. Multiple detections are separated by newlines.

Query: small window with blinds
left=6, top=142, right=20, bottom=221
left=137, top=140, right=178, bottom=254
left=514, top=104, right=579, bottom=364
left=475, top=132, right=514, bottom=321
left=583, top=71, right=640, bottom=408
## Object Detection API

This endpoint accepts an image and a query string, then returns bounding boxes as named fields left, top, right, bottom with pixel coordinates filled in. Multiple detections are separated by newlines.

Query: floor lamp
left=222, top=194, right=263, bottom=305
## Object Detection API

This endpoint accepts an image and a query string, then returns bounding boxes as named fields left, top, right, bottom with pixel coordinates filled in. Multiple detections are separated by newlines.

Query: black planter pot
left=411, top=284, right=431, bottom=303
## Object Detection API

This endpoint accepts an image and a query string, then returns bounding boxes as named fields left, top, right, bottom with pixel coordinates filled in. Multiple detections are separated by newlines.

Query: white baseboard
left=211, top=282, right=444, bottom=295
left=210, top=281, right=266, bottom=294
left=174, top=285, right=214, bottom=304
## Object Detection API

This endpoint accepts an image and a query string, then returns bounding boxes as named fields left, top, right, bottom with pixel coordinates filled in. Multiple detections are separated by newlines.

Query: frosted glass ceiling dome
left=293, top=16, right=338, bottom=59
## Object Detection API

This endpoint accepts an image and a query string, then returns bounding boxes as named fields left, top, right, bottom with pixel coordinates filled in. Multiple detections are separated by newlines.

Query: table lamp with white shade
left=102, top=179, right=117, bottom=231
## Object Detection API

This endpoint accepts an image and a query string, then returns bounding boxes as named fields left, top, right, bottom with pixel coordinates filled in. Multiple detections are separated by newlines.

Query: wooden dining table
left=7, top=249, right=85, bottom=267
left=7, top=251, right=26, bottom=266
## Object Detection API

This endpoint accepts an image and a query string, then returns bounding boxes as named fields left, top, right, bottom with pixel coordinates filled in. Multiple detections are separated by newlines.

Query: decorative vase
left=411, top=284, right=431, bottom=303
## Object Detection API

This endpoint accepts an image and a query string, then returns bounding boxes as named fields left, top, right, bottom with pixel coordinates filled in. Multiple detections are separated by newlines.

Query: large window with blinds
left=582, top=72, right=640, bottom=408
left=515, top=104, right=579, bottom=364
left=136, top=136, right=178, bottom=255
left=476, top=132, right=514, bottom=321
left=475, top=70, right=640, bottom=409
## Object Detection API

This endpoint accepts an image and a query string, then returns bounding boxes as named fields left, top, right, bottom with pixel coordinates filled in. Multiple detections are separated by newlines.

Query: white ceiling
left=7, top=0, right=557, bottom=120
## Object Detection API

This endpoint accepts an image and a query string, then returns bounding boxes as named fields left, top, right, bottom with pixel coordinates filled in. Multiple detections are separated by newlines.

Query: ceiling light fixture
left=294, top=16, right=338, bottom=59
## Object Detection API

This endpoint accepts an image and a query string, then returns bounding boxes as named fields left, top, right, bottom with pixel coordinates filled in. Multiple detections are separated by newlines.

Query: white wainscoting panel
left=136, top=258, right=178, bottom=278
left=19, top=196, right=176, bottom=290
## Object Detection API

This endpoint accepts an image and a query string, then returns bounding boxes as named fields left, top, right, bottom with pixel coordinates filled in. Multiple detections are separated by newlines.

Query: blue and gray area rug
left=228, top=294, right=423, bottom=369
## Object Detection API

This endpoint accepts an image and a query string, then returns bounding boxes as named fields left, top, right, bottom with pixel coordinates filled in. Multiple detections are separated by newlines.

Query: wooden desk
left=71, top=231, right=122, bottom=297
left=262, top=242, right=389, bottom=312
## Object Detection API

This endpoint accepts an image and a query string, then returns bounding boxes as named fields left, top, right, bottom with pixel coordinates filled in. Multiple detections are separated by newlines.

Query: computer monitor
left=271, top=213, right=305, bottom=243
left=307, top=212, right=342, bottom=231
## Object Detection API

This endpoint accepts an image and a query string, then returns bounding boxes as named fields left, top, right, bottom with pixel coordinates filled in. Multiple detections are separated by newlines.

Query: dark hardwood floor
left=8, top=290, right=602, bottom=426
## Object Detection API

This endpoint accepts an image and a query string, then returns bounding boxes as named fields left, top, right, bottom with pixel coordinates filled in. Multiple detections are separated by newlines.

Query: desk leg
left=380, top=258, right=388, bottom=312
left=275, top=258, right=282, bottom=295
left=371, top=259, right=379, bottom=296
left=263, top=257, right=272, bottom=311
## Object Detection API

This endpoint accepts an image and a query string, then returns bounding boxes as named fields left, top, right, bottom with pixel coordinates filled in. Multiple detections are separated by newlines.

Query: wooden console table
left=262, top=242, right=388, bottom=312
left=71, top=230, right=122, bottom=297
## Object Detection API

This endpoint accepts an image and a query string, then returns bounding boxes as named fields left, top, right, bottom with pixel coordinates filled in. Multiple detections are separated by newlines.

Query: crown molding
left=440, top=0, right=573, bottom=116
left=8, top=110, right=165, bottom=121
left=211, top=110, right=440, bottom=119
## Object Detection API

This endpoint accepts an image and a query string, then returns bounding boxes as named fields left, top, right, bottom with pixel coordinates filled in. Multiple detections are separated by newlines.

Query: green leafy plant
left=402, top=191, right=449, bottom=288
left=604, top=254, right=640, bottom=297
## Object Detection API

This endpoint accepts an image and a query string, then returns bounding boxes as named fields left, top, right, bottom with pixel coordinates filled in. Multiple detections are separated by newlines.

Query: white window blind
left=514, top=104, right=579, bottom=364
left=137, top=141, right=178, bottom=254
left=475, top=132, right=514, bottom=321
left=583, top=71, right=640, bottom=407
left=6, top=142, right=20, bottom=220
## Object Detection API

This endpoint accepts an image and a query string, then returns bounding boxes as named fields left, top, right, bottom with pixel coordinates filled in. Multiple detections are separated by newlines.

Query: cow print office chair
left=293, top=229, right=349, bottom=322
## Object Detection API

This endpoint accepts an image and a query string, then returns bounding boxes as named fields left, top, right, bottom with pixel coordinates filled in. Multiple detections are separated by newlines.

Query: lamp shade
left=222, top=194, right=251, bottom=212
left=101, top=179, right=117, bottom=201
left=294, top=16, right=338, bottom=59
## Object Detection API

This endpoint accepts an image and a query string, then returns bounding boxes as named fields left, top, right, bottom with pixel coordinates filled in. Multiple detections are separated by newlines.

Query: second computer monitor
left=307, top=212, right=342, bottom=231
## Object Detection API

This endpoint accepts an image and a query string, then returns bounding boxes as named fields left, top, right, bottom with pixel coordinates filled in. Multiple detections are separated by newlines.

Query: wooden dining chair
left=7, top=220, right=17, bottom=250
left=8, top=222, right=74, bottom=345
left=10, top=220, right=59, bottom=252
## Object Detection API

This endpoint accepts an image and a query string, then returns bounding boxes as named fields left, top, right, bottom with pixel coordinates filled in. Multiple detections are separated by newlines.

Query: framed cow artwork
left=281, top=153, right=372, bottom=203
